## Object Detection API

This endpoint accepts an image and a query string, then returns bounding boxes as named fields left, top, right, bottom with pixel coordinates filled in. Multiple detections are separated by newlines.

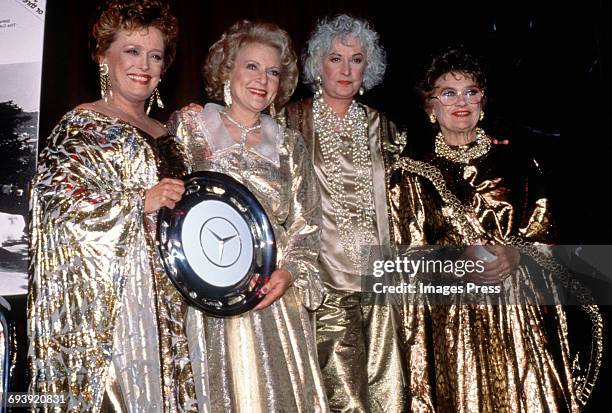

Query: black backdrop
left=34, top=0, right=611, bottom=409
left=40, top=0, right=612, bottom=243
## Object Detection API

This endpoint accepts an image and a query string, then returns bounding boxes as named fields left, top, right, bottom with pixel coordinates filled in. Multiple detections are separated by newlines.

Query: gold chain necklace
left=434, top=127, right=491, bottom=164
left=313, top=97, right=376, bottom=268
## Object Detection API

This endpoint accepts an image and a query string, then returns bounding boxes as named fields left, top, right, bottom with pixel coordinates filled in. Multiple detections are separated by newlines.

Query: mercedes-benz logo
left=200, top=217, right=242, bottom=267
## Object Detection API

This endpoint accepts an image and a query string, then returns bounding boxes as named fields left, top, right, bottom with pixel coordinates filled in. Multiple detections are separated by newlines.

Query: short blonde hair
left=203, top=20, right=298, bottom=108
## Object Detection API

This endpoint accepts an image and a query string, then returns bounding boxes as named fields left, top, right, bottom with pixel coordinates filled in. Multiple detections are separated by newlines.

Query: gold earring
left=99, top=63, right=111, bottom=101
left=479, top=111, right=485, bottom=121
left=223, top=80, right=232, bottom=106
left=429, top=113, right=437, bottom=124
left=269, top=103, right=276, bottom=118
left=146, top=84, right=164, bottom=115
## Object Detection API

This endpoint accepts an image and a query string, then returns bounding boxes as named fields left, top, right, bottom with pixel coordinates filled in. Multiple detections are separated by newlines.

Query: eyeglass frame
left=429, top=86, right=485, bottom=106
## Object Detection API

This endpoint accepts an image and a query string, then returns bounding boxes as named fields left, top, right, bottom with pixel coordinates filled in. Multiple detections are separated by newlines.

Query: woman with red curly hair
left=28, top=1, right=208, bottom=411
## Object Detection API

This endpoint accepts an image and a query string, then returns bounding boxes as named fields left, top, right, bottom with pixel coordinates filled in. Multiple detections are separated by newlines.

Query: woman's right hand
left=144, top=178, right=185, bottom=213
left=181, top=103, right=204, bottom=113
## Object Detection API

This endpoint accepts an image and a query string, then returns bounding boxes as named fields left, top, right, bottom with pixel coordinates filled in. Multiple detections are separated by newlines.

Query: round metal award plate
left=158, top=171, right=276, bottom=316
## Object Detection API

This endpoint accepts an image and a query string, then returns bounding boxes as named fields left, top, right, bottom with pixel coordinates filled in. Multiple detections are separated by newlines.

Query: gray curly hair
left=302, top=14, right=386, bottom=93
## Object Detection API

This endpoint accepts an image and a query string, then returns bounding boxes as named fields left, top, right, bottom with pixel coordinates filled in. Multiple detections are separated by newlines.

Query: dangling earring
left=358, top=86, right=364, bottom=96
left=146, top=82, right=164, bottom=115
left=479, top=111, right=485, bottom=121
left=429, top=113, right=437, bottom=124
left=269, top=102, right=277, bottom=118
left=315, top=76, right=323, bottom=98
left=99, top=63, right=111, bottom=102
left=223, top=80, right=232, bottom=107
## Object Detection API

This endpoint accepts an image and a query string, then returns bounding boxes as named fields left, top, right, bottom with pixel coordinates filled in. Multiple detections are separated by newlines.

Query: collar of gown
left=201, top=103, right=281, bottom=166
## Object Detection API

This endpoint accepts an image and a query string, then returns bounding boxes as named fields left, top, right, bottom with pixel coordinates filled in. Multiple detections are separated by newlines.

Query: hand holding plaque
left=157, top=171, right=276, bottom=316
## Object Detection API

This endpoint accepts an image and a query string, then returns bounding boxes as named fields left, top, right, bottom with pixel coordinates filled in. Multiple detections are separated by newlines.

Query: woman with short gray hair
left=302, top=14, right=386, bottom=93
left=280, top=14, right=429, bottom=412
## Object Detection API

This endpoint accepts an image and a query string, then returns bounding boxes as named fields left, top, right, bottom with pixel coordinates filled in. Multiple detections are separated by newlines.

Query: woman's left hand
left=254, top=269, right=292, bottom=310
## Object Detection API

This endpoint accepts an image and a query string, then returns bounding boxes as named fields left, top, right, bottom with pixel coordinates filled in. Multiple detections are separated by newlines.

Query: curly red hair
left=91, top=0, right=178, bottom=72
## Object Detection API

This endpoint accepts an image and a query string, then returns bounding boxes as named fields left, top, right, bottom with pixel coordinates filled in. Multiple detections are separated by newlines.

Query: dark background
left=16, top=0, right=611, bottom=409
left=39, top=0, right=612, bottom=244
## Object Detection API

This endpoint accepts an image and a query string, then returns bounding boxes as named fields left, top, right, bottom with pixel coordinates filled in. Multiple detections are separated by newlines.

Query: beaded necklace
left=434, top=127, right=491, bottom=164
left=313, top=96, right=376, bottom=268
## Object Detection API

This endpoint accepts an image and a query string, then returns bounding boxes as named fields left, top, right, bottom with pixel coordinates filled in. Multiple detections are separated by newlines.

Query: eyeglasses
left=430, top=87, right=484, bottom=106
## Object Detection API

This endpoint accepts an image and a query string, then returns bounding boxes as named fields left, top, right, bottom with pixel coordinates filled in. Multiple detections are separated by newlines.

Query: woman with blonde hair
left=168, top=20, right=328, bottom=412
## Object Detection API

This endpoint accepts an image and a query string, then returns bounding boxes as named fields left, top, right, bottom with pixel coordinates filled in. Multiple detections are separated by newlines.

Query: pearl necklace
left=434, top=127, right=491, bottom=164
left=220, top=110, right=261, bottom=145
left=313, top=97, right=376, bottom=268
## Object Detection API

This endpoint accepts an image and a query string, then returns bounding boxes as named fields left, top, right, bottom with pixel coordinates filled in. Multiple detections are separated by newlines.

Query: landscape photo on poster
left=0, top=0, right=46, bottom=296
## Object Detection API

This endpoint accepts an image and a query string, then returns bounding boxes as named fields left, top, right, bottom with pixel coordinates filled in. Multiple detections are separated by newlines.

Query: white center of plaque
left=182, top=199, right=254, bottom=287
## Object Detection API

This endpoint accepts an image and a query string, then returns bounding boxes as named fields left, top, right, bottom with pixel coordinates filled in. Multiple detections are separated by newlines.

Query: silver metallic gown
left=167, top=103, right=328, bottom=413
left=28, top=109, right=207, bottom=412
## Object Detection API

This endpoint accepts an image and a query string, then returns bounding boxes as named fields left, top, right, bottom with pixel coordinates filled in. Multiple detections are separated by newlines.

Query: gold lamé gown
left=388, top=140, right=602, bottom=412
left=167, top=103, right=328, bottom=412
left=28, top=109, right=207, bottom=412
left=281, top=99, right=434, bottom=413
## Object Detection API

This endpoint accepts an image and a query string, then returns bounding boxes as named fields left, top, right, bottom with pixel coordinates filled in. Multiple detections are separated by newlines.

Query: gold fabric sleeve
left=275, top=125, right=325, bottom=310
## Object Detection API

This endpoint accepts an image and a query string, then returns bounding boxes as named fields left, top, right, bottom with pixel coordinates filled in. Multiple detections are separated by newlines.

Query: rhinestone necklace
left=220, top=110, right=261, bottom=146
left=313, top=96, right=376, bottom=268
left=434, top=127, right=491, bottom=164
